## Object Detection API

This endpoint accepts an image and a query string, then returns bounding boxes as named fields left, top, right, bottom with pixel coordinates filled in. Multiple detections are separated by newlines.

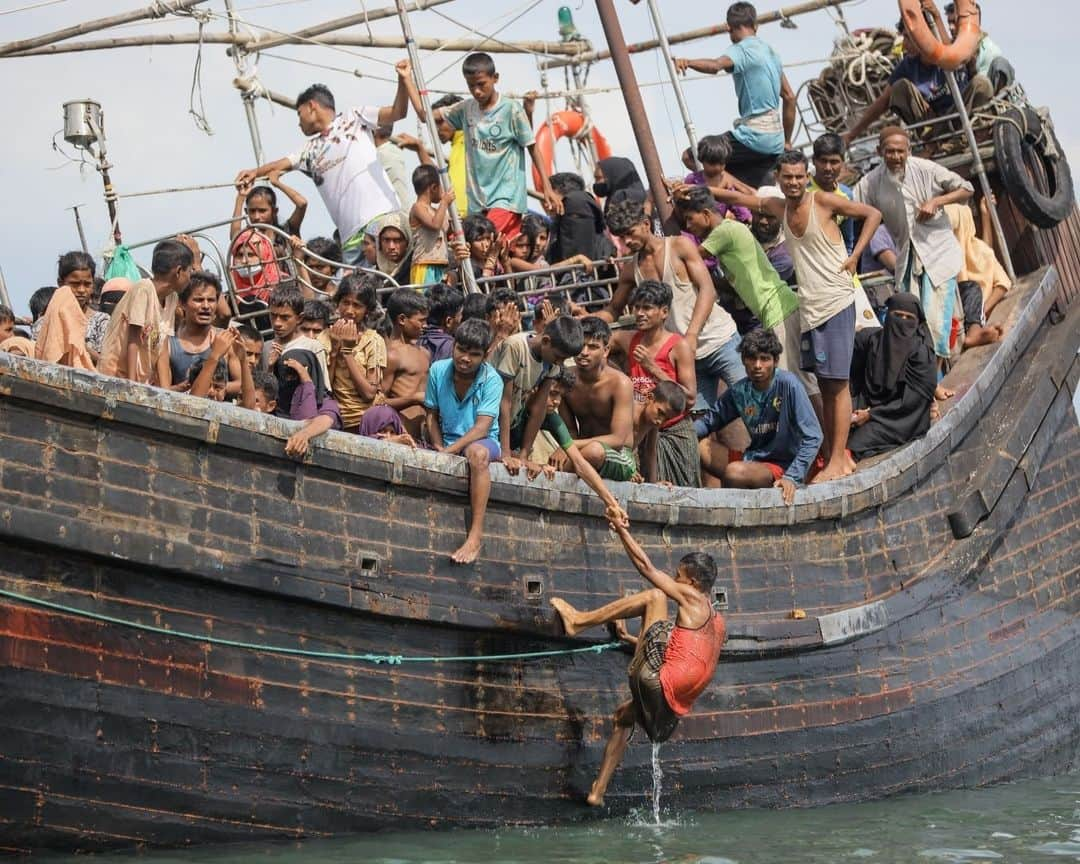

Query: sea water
left=35, top=773, right=1080, bottom=863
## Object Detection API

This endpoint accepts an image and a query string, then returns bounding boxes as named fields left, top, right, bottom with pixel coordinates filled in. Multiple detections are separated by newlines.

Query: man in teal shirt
left=675, top=186, right=820, bottom=410
left=673, top=2, right=797, bottom=187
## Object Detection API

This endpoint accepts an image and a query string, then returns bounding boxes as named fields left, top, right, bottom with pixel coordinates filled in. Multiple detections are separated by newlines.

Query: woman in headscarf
left=848, top=293, right=938, bottom=461
left=594, top=157, right=647, bottom=220
left=230, top=228, right=283, bottom=304
left=371, top=211, right=414, bottom=285
left=272, top=336, right=342, bottom=457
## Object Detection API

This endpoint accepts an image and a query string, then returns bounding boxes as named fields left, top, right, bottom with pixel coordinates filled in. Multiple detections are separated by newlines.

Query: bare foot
left=450, top=536, right=481, bottom=564
left=810, top=459, right=855, bottom=484
left=963, top=323, right=1004, bottom=348
left=934, top=385, right=954, bottom=401
left=845, top=450, right=857, bottom=473
left=550, top=597, right=581, bottom=636
left=586, top=781, right=605, bottom=807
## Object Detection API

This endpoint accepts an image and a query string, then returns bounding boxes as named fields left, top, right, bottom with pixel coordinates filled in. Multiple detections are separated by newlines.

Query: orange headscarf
left=34, top=284, right=95, bottom=369
left=0, top=336, right=35, bottom=357
left=230, top=229, right=282, bottom=303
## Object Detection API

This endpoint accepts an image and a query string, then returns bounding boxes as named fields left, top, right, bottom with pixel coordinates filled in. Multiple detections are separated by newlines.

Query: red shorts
left=485, top=208, right=523, bottom=240
left=727, top=450, right=785, bottom=481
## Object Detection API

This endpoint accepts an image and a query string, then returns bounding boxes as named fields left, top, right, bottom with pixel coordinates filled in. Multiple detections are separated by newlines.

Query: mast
left=594, top=0, right=675, bottom=232
left=644, top=0, right=701, bottom=171
left=390, top=0, right=479, bottom=294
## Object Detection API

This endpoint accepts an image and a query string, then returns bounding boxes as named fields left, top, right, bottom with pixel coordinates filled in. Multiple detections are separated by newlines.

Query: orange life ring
left=531, top=110, right=612, bottom=192
left=897, top=0, right=980, bottom=71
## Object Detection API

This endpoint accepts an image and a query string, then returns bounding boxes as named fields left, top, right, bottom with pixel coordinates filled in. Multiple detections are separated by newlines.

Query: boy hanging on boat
left=552, top=520, right=724, bottom=807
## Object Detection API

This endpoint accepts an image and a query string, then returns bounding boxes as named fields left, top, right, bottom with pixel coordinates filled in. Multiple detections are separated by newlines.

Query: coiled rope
left=0, top=587, right=620, bottom=665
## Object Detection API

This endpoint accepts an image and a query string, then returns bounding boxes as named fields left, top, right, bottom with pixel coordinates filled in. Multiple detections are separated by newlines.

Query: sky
left=1, top=0, right=1075, bottom=315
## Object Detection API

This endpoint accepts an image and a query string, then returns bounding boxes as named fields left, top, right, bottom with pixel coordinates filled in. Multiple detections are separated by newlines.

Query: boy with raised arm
left=706, top=150, right=882, bottom=483
left=435, top=52, right=561, bottom=240
left=551, top=521, right=725, bottom=808
left=234, top=61, right=417, bottom=267
left=673, top=2, right=797, bottom=187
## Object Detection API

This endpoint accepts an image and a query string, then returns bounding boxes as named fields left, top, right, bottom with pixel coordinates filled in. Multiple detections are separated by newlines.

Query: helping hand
left=604, top=503, right=630, bottom=530
left=284, top=430, right=312, bottom=458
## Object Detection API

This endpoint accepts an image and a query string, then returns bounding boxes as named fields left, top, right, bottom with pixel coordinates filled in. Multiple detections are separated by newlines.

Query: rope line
left=0, top=588, right=621, bottom=665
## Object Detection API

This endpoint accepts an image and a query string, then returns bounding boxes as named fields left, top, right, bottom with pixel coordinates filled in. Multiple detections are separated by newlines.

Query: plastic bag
left=103, top=245, right=142, bottom=282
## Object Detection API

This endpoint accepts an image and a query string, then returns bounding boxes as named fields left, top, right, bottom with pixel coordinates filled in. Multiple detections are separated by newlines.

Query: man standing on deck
left=234, top=61, right=418, bottom=267
left=707, top=151, right=882, bottom=483
left=672, top=2, right=797, bottom=188
left=551, top=515, right=725, bottom=808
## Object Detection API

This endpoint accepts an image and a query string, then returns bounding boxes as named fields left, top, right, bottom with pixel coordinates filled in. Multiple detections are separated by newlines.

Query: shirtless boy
left=556, top=316, right=636, bottom=483
left=551, top=521, right=725, bottom=807
left=380, top=288, right=431, bottom=439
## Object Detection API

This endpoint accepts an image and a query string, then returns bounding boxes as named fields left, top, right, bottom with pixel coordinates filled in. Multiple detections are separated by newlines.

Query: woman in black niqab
left=594, top=157, right=647, bottom=218
left=848, top=292, right=938, bottom=460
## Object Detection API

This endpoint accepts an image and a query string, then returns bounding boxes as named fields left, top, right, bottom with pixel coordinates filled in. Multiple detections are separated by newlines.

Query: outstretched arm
left=672, top=56, right=735, bottom=76
left=234, top=156, right=294, bottom=191
left=609, top=520, right=694, bottom=606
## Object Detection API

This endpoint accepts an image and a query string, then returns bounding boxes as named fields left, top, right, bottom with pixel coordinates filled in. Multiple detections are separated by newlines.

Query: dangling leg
left=587, top=699, right=637, bottom=807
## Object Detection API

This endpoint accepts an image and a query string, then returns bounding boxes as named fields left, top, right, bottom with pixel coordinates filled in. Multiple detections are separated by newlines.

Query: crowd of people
left=1, top=1, right=1017, bottom=565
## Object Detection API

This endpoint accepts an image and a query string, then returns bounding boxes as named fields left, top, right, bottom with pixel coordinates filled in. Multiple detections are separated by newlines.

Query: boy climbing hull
left=0, top=232, right=1078, bottom=849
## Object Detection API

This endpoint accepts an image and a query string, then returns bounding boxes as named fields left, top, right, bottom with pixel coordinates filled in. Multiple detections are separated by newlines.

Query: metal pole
left=928, top=19, right=1016, bottom=282
left=645, top=0, right=700, bottom=171
left=569, top=64, right=599, bottom=166
left=225, top=0, right=264, bottom=165
left=392, top=0, right=479, bottom=294
left=87, top=112, right=121, bottom=244
left=594, top=0, right=675, bottom=232
left=68, top=204, right=90, bottom=255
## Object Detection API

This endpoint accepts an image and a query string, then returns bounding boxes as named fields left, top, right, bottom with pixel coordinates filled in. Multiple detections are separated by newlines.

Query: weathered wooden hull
left=0, top=225, right=1078, bottom=849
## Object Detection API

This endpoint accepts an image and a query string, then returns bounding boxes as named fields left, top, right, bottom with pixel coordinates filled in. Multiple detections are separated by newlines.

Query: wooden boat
left=2, top=0, right=1079, bottom=853
left=2, top=212, right=1078, bottom=847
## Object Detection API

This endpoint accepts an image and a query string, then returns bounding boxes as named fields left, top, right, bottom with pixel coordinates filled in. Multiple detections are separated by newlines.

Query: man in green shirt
left=676, top=185, right=820, bottom=411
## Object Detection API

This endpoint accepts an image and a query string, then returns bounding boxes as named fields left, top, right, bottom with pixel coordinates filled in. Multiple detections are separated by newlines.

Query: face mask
left=235, top=264, right=263, bottom=279
left=593, top=181, right=609, bottom=198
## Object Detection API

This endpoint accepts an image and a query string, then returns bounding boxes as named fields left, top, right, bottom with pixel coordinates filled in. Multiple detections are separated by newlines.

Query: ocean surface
left=41, top=772, right=1080, bottom=863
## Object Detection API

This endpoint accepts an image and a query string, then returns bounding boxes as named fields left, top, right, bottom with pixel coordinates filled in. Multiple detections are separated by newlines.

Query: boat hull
left=0, top=260, right=1078, bottom=849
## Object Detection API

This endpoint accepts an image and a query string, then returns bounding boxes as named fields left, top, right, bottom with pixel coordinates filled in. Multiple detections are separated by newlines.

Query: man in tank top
left=598, top=198, right=745, bottom=413
left=551, top=517, right=725, bottom=808
left=709, top=150, right=881, bottom=484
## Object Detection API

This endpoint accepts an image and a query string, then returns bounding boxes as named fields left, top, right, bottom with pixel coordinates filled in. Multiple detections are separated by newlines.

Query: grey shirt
left=853, top=156, right=973, bottom=288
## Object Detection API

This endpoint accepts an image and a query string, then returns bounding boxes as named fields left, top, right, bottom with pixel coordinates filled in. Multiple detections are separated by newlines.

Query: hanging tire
left=993, top=107, right=1075, bottom=229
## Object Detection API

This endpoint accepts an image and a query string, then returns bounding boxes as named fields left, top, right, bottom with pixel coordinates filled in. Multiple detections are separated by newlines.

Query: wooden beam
left=0, top=0, right=208, bottom=58
left=5, top=32, right=586, bottom=58
left=243, top=0, right=454, bottom=52
left=541, top=0, right=852, bottom=69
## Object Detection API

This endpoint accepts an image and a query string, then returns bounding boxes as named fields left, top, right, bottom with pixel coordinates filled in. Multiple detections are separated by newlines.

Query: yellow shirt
left=449, top=131, right=468, bottom=218
left=333, top=328, right=387, bottom=429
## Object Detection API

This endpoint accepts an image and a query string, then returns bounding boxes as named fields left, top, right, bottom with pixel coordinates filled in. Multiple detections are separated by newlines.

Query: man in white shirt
left=235, top=61, right=417, bottom=267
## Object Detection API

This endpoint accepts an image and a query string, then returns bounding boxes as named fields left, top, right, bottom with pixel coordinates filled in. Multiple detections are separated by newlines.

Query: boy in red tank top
left=551, top=515, right=725, bottom=807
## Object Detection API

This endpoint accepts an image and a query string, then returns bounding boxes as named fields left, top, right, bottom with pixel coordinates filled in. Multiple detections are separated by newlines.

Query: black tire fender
left=993, top=107, right=1075, bottom=229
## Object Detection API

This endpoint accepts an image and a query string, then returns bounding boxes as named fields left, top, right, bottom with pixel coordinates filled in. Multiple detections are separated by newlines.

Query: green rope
left=0, top=587, right=620, bottom=665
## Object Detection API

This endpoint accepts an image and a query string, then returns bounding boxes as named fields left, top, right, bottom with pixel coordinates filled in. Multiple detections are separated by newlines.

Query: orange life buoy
left=897, top=0, right=980, bottom=71
left=531, top=110, right=612, bottom=192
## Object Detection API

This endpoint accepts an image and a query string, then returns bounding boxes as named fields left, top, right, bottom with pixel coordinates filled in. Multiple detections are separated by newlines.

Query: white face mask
left=235, top=263, right=263, bottom=279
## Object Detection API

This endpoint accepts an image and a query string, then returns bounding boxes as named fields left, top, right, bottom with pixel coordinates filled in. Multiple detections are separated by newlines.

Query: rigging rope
left=0, top=588, right=621, bottom=665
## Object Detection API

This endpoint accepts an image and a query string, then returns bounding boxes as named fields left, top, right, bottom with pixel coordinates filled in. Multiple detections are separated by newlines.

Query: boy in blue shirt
left=695, top=329, right=822, bottom=503
left=673, top=2, right=797, bottom=187
left=436, top=52, right=560, bottom=240
left=424, top=317, right=505, bottom=564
